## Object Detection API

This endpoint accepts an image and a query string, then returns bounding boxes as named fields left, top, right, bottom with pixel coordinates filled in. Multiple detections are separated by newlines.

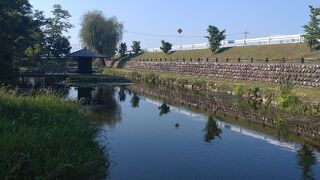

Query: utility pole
left=178, top=28, right=183, bottom=50
left=244, top=30, right=250, bottom=45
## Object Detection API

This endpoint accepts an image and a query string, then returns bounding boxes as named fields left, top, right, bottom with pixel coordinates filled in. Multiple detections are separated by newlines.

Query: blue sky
left=29, top=0, right=320, bottom=49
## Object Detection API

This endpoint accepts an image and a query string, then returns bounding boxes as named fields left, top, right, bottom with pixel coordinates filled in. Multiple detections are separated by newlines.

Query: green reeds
left=0, top=88, right=107, bottom=179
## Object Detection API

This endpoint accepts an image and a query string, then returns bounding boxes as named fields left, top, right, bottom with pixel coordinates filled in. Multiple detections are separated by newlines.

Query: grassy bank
left=0, top=88, right=107, bottom=179
left=125, top=43, right=320, bottom=63
left=103, top=68, right=320, bottom=116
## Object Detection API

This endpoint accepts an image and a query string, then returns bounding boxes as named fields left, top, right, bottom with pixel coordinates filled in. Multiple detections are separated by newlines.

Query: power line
left=124, top=30, right=253, bottom=38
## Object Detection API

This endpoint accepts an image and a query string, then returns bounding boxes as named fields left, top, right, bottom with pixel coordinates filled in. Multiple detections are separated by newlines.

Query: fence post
left=206, top=58, right=209, bottom=62
left=282, top=57, right=285, bottom=63
left=216, top=58, right=218, bottom=62
left=198, top=58, right=200, bottom=62
left=238, top=57, right=240, bottom=63
left=176, top=58, right=179, bottom=62
left=183, top=57, right=185, bottom=62
left=266, top=57, right=269, bottom=63
left=226, top=58, right=229, bottom=63
left=190, top=58, right=193, bottom=62
left=301, top=57, right=305, bottom=63
left=251, top=57, right=253, bottom=63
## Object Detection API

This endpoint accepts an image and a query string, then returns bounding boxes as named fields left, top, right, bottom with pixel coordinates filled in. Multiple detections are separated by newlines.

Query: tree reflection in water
left=297, top=144, right=316, bottom=180
left=159, top=103, right=170, bottom=116
left=130, top=93, right=140, bottom=108
left=77, top=87, right=93, bottom=105
left=204, top=115, right=222, bottom=143
left=91, top=86, right=122, bottom=128
left=118, top=86, right=126, bottom=102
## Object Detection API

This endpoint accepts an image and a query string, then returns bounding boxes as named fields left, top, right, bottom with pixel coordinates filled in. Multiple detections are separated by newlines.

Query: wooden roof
left=67, top=48, right=107, bottom=58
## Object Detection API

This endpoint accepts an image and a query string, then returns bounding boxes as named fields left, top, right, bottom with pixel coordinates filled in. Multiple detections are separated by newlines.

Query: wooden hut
left=67, top=48, right=107, bottom=74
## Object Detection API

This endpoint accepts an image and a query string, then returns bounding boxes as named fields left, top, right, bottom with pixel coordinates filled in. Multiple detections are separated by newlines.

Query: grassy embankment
left=103, top=68, right=320, bottom=116
left=0, top=88, right=107, bottom=179
left=115, top=43, right=320, bottom=63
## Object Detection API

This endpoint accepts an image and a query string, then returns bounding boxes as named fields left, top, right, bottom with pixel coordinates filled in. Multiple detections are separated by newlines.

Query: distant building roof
left=67, top=48, right=107, bottom=58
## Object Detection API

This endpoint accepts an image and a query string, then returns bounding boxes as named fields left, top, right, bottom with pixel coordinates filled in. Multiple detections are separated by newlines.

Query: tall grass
left=0, top=88, right=107, bottom=179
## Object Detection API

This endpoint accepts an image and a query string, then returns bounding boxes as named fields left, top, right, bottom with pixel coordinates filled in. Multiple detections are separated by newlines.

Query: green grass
left=127, top=43, right=320, bottom=63
left=0, top=88, right=107, bottom=179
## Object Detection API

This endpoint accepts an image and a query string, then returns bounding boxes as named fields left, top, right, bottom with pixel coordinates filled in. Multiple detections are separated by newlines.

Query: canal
left=19, top=78, right=320, bottom=179
left=67, top=83, right=320, bottom=180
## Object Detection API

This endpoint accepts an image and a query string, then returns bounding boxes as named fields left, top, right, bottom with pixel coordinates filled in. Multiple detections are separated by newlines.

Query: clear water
left=18, top=77, right=320, bottom=180
left=64, top=85, right=320, bottom=180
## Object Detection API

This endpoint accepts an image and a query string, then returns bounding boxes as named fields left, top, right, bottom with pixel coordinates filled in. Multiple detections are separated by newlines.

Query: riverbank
left=103, top=68, right=320, bottom=116
left=0, top=88, right=107, bottom=179
left=121, top=43, right=320, bottom=63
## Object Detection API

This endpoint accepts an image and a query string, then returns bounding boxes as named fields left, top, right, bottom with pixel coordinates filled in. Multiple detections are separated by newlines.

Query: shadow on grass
left=116, top=53, right=142, bottom=68
left=216, top=47, right=232, bottom=54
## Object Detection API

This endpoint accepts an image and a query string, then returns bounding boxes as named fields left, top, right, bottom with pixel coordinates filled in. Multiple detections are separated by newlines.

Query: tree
left=130, top=93, right=140, bottom=108
left=44, top=4, right=73, bottom=58
left=206, top=25, right=226, bottom=53
left=160, top=40, right=172, bottom=54
left=204, top=115, right=222, bottom=143
left=23, top=10, right=47, bottom=64
left=0, top=0, right=34, bottom=84
left=80, top=10, right=123, bottom=61
left=118, top=43, right=127, bottom=57
left=297, top=144, right=316, bottom=180
left=131, top=41, right=141, bottom=54
left=303, top=6, right=320, bottom=51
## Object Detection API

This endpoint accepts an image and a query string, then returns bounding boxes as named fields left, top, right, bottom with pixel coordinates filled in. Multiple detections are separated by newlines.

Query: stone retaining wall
left=123, top=62, right=320, bottom=87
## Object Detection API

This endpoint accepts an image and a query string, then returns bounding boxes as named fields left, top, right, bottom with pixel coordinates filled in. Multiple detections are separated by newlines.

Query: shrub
left=146, top=73, right=157, bottom=84
left=129, top=71, right=141, bottom=81
left=232, top=85, right=244, bottom=96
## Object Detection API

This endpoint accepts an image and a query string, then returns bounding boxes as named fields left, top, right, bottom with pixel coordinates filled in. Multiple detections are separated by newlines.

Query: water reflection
left=204, top=115, right=222, bottom=143
left=130, top=93, right=140, bottom=108
left=297, top=145, right=317, bottom=180
left=118, top=86, right=126, bottom=102
left=159, top=103, right=170, bottom=116
left=78, top=87, right=93, bottom=105
left=75, top=86, right=122, bottom=128
left=276, top=116, right=290, bottom=142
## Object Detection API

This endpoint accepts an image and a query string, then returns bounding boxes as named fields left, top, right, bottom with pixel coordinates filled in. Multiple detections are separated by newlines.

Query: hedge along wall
left=122, top=62, right=320, bottom=87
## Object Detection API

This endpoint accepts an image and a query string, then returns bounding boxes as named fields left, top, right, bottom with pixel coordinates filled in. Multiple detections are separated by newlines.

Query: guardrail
left=145, top=34, right=304, bottom=52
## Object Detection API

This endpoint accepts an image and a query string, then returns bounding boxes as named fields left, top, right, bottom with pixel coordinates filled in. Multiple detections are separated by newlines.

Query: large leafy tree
left=24, top=10, right=47, bottom=64
left=0, top=0, right=34, bottom=84
left=80, top=10, right=124, bottom=61
left=303, top=6, right=320, bottom=51
left=160, top=40, right=172, bottom=54
left=44, top=4, right=73, bottom=58
left=206, top=25, right=226, bottom=53
left=131, top=41, right=141, bottom=54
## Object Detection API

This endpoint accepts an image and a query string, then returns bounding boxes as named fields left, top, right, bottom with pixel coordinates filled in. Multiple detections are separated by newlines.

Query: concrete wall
left=123, top=61, right=320, bottom=87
